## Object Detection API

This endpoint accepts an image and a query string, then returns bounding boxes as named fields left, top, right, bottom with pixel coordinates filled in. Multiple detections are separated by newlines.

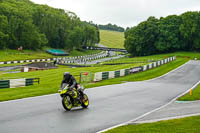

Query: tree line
left=124, top=11, right=200, bottom=56
left=0, top=0, right=99, bottom=50
left=98, top=23, right=124, bottom=32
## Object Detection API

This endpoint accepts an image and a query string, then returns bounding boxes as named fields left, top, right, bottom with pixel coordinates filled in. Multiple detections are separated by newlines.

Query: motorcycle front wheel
left=81, top=94, right=89, bottom=108
left=62, top=95, right=73, bottom=111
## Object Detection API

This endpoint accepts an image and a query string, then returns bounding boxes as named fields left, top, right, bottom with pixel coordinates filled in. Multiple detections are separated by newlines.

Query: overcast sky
left=30, top=0, right=200, bottom=28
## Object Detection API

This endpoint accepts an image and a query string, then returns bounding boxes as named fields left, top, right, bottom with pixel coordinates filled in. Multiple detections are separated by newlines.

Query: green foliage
left=125, top=11, right=200, bottom=56
left=155, top=15, right=183, bottom=52
left=0, top=15, right=9, bottom=49
left=180, top=11, right=200, bottom=50
left=98, top=23, right=125, bottom=32
left=125, top=17, right=159, bottom=56
left=0, top=0, right=99, bottom=50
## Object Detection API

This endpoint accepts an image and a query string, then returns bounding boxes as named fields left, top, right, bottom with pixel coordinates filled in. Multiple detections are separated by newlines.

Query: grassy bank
left=178, top=84, right=200, bottom=101
left=0, top=49, right=100, bottom=62
left=100, top=30, right=124, bottom=49
left=105, top=115, right=200, bottom=133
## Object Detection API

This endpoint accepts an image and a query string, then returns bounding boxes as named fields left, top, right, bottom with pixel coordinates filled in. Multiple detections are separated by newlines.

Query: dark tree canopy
left=0, top=0, right=99, bottom=50
left=125, top=11, right=200, bottom=56
left=98, top=23, right=125, bottom=32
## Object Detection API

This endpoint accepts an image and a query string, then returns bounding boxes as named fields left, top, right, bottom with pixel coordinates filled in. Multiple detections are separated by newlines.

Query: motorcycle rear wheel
left=62, top=95, right=73, bottom=111
left=81, top=94, right=89, bottom=108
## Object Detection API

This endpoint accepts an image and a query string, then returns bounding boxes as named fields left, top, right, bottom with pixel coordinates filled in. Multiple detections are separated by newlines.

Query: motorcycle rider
left=60, top=72, right=78, bottom=91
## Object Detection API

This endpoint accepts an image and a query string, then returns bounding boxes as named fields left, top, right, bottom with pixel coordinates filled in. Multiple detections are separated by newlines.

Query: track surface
left=0, top=60, right=200, bottom=133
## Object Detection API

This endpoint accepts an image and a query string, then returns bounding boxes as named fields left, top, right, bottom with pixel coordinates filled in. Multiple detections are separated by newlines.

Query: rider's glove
left=58, top=89, right=62, bottom=93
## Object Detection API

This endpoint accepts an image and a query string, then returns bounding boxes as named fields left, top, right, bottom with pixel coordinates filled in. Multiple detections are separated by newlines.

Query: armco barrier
left=120, top=69, right=125, bottom=76
left=0, top=80, right=10, bottom=89
left=109, top=71, right=115, bottom=79
left=102, top=72, right=109, bottom=80
left=115, top=71, right=120, bottom=78
left=26, top=78, right=34, bottom=86
left=125, top=69, right=129, bottom=76
left=10, top=79, right=26, bottom=88
left=94, top=72, right=102, bottom=81
left=0, top=78, right=39, bottom=89
left=93, top=56, right=176, bottom=82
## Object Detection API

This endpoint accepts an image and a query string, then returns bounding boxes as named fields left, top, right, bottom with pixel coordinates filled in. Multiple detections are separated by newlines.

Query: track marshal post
left=190, top=88, right=192, bottom=96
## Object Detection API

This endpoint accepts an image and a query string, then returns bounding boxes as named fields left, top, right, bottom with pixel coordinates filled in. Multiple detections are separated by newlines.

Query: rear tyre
left=62, top=95, right=73, bottom=111
left=81, top=94, right=89, bottom=108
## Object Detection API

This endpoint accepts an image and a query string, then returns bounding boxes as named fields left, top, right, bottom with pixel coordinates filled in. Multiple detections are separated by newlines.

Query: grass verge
left=0, top=56, right=188, bottom=101
left=104, top=115, right=200, bottom=133
left=178, top=84, right=200, bottom=101
left=0, top=63, right=145, bottom=101
left=86, top=58, right=188, bottom=88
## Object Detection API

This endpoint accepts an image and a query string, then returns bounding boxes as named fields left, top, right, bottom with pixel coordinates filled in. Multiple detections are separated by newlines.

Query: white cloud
left=30, top=0, right=200, bottom=28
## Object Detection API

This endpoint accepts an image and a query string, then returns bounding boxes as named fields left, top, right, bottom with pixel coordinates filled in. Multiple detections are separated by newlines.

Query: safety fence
left=0, top=78, right=40, bottom=89
left=0, top=52, right=106, bottom=65
left=94, top=56, right=176, bottom=81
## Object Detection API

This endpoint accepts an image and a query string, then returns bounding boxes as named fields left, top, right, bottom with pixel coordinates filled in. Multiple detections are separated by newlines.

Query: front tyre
left=81, top=94, right=89, bottom=108
left=62, top=95, right=73, bottom=111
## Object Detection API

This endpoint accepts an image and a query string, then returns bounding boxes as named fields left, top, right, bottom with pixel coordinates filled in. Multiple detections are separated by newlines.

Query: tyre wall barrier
left=93, top=56, right=176, bottom=82
left=0, top=78, right=40, bottom=89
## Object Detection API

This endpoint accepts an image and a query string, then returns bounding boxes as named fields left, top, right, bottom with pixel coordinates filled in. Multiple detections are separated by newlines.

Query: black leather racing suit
left=60, top=74, right=78, bottom=90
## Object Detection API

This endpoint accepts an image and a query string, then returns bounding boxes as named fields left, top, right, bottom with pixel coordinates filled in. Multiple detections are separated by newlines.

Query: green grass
left=104, top=51, right=200, bottom=65
left=0, top=49, right=55, bottom=61
left=160, top=51, right=200, bottom=60
left=104, top=115, right=200, bottom=133
left=1, top=51, right=198, bottom=101
left=0, top=49, right=101, bottom=62
left=0, top=62, right=146, bottom=101
left=178, top=84, right=200, bottom=101
left=103, top=55, right=163, bottom=65
left=0, top=53, right=188, bottom=101
left=100, top=30, right=125, bottom=49
left=86, top=58, right=188, bottom=88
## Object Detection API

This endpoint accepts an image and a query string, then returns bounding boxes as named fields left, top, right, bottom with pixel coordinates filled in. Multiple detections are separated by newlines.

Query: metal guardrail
left=0, top=78, right=40, bottom=89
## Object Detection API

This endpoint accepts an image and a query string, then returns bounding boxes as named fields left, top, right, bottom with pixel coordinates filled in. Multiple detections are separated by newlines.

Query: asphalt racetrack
left=0, top=60, right=200, bottom=133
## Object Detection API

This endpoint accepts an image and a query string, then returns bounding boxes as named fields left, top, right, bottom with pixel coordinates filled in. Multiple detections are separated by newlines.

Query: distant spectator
left=18, top=46, right=24, bottom=53
left=53, top=60, right=57, bottom=65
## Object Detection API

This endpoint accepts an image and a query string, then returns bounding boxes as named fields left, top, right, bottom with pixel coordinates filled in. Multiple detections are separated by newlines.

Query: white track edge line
left=97, top=69, right=200, bottom=133
left=135, top=113, right=200, bottom=124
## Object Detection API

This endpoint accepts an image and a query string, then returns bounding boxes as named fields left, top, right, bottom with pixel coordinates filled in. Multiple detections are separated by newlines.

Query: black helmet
left=64, top=72, right=71, bottom=82
left=64, top=72, right=70, bottom=76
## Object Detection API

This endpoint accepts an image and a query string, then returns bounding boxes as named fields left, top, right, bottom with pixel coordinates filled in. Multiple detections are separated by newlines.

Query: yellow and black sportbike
left=59, top=85, right=89, bottom=111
